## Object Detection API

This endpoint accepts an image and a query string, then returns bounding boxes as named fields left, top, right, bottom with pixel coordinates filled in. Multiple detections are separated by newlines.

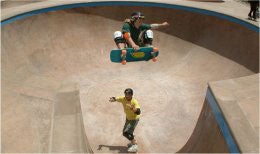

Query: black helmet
left=124, top=88, right=133, bottom=95
left=131, top=12, right=145, bottom=20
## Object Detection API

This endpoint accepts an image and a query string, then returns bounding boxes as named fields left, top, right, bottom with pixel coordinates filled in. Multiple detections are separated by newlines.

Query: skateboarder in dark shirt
left=113, top=12, right=169, bottom=51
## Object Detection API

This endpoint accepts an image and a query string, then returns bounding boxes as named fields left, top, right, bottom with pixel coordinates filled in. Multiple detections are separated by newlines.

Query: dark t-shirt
left=122, top=22, right=151, bottom=46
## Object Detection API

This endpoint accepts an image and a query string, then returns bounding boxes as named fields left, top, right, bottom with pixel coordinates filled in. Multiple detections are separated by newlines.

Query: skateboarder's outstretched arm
left=151, top=22, right=169, bottom=30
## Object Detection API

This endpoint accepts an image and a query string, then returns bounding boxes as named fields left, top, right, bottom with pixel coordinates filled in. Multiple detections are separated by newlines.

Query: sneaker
left=128, top=144, right=138, bottom=153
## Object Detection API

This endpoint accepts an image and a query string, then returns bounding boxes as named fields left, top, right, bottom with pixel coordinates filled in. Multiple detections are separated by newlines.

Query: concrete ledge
left=208, top=74, right=259, bottom=153
left=179, top=74, right=259, bottom=153
left=51, top=83, right=93, bottom=153
left=178, top=96, right=230, bottom=153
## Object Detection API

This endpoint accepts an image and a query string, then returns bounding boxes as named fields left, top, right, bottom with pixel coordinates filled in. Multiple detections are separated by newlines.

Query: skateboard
left=110, top=47, right=159, bottom=65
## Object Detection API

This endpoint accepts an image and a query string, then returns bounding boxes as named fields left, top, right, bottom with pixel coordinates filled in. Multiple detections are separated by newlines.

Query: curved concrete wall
left=2, top=1, right=259, bottom=72
left=178, top=96, right=230, bottom=153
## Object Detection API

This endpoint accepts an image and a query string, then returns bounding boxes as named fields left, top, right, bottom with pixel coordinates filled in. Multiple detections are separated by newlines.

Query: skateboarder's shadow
left=98, top=144, right=128, bottom=153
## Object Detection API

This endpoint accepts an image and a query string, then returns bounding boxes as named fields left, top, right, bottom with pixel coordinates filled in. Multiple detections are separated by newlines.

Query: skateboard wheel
left=122, top=49, right=127, bottom=55
left=152, top=58, right=157, bottom=62
left=153, top=47, right=158, bottom=52
left=122, top=60, right=127, bottom=65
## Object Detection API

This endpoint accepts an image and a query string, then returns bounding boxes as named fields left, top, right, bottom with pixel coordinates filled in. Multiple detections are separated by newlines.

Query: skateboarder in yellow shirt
left=109, top=88, right=141, bottom=153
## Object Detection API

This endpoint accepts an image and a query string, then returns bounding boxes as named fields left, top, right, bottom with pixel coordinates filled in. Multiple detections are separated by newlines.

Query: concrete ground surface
left=1, top=0, right=259, bottom=153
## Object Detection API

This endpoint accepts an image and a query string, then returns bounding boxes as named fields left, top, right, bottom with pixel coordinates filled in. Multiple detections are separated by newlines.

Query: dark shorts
left=123, top=119, right=139, bottom=134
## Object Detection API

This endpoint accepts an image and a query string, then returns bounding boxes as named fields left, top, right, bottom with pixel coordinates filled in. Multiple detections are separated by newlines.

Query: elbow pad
left=135, top=108, right=141, bottom=115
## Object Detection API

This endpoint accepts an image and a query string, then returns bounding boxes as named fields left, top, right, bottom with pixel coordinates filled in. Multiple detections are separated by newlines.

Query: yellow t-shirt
left=116, top=96, right=141, bottom=120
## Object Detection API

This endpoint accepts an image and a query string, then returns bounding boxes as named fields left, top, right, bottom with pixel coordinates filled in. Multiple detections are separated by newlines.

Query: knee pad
left=144, top=30, right=153, bottom=44
left=145, top=30, right=153, bottom=39
left=123, top=131, right=134, bottom=140
left=114, top=31, right=125, bottom=44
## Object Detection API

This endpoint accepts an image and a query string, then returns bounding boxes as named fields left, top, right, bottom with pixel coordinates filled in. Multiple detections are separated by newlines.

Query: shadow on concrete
left=97, top=144, right=128, bottom=153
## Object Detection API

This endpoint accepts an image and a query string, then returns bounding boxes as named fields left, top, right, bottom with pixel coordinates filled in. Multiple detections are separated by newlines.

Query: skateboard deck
left=110, top=47, right=159, bottom=64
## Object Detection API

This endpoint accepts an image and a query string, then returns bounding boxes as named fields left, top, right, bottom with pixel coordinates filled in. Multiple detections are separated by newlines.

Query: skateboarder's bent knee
left=123, top=131, right=134, bottom=140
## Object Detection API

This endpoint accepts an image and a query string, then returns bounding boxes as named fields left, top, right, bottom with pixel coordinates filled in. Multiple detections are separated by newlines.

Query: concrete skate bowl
left=1, top=1, right=259, bottom=153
